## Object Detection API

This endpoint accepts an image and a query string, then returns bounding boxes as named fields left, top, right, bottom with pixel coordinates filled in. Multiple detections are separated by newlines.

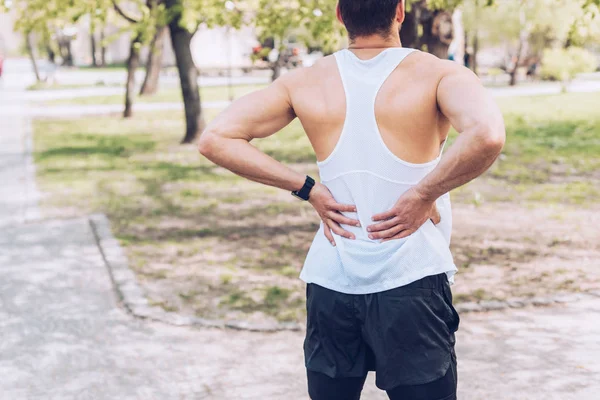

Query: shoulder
left=276, top=54, right=339, bottom=90
left=402, top=50, right=477, bottom=81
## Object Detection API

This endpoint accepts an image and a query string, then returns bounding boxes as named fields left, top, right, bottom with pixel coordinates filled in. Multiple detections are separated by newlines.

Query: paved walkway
left=5, top=56, right=600, bottom=119
left=22, top=78, right=600, bottom=119
left=0, top=89, right=40, bottom=226
left=16, top=101, right=230, bottom=118
left=1, top=73, right=600, bottom=399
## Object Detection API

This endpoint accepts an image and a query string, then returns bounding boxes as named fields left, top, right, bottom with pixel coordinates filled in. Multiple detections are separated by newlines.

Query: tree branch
left=113, top=1, right=140, bottom=24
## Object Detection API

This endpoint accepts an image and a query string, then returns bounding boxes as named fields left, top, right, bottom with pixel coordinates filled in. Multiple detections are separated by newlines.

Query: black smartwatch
left=292, top=175, right=315, bottom=201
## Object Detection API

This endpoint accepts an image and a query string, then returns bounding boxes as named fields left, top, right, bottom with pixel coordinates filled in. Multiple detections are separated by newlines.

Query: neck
left=348, top=32, right=402, bottom=50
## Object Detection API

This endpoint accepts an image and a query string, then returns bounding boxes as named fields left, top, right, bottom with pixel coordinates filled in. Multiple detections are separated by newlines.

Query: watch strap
left=292, top=176, right=315, bottom=201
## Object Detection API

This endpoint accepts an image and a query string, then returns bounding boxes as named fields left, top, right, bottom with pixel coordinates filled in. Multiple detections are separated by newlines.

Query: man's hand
left=367, top=188, right=441, bottom=242
left=309, top=183, right=359, bottom=246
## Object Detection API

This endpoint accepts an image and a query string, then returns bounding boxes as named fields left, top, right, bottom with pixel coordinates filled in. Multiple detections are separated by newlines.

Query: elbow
left=197, top=128, right=220, bottom=159
left=475, top=119, right=506, bottom=157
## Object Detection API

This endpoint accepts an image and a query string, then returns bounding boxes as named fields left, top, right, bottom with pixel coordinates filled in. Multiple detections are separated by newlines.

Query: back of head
left=338, top=0, right=401, bottom=40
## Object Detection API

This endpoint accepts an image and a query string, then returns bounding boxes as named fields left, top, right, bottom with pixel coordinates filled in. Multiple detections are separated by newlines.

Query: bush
left=540, top=47, right=598, bottom=83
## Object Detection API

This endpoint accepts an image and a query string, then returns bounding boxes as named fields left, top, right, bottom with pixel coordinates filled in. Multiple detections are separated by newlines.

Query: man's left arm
left=198, top=74, right=360, bottom=243
left=198, top=77, right=304, bottom=191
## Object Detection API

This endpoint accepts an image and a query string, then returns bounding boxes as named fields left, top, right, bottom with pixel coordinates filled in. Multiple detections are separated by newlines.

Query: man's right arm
left=414, top=62, right=506, bottom=202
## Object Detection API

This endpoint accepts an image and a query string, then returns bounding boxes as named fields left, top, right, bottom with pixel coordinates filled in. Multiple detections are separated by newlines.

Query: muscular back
left=286, top=49, right=452, bottom=164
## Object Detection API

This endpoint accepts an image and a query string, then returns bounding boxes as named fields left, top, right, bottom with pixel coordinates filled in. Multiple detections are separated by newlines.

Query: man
left=199, top=1, right=505, bottom=399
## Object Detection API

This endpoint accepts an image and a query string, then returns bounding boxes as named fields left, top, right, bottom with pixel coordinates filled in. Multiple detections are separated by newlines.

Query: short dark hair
left=338, top=0, right=400, bottom=39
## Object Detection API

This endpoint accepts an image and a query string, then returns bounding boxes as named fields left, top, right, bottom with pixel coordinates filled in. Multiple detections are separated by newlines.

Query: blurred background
left=1, top=1, right=599, bottom=399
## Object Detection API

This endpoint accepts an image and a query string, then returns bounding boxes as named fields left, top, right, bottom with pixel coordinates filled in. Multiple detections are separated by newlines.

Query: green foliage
left=540, top=47, right=598, bottom=82
left=463, top=0, right=600, bottom=52
left=173, top=0, right=245, bottom=33
left=251, top=0, right=341, bottom=51
left=2, top=0, right=164, bottom=52
left=567, top=2, right=600, bottom=45
left=112, top=0, right=168, bottom=44
left=421, top=0, right=464, bottom=10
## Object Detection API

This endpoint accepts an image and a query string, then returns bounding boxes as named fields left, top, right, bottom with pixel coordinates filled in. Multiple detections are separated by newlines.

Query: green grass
left=496, top=93, right=600, bottom=163
left=451, top=92, right=600, bottom=205
left=32, top=91, right=600, bottom=321
left=46, top=84, right=268, bottom=106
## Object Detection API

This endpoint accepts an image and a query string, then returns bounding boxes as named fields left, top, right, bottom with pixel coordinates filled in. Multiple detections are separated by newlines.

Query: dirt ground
left=450, top=204, right=600, bottom=302
left=128, top=198, right=600, bottom=325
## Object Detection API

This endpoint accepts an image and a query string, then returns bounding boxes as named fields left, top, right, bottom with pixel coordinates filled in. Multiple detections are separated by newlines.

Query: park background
left=1, top=0, right=600, bottom=399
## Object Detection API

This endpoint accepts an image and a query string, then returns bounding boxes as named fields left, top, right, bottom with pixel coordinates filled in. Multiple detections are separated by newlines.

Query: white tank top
left=299, top=48, right=457, bottom=294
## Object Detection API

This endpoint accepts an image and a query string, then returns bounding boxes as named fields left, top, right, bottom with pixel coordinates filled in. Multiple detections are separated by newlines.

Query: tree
left=112, top=0, right=166, bottom=117
left=252, top=0, right=463, bottom=63
left=565, top=1, right=600, bottom=47
left=253, top=0, right=340, bottom=80
left=462, top=0, right=598, bottom=85
left=165, top=0, right=244, bottom=143
left=3, top=0, right=75, bottom=82
left=165, top=0, right=202, bottom=143
left=87, top=3, right=110, bottom=67
left=139, top=25, right=167, bottom=95
left=2, top=0, right=114, bottom=80
left=401, top=0, right=462, bottom=59
left=540, top=47, right=598, bottom=91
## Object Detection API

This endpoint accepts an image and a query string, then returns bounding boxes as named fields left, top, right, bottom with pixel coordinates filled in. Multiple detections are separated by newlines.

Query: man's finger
left=322, top=221, right=336, bottom=246
left=381, top=228, right=416, bottom=242
left=371, top=209, right=395, bottom=222
left=367, top=216, right=401, bottom=233
left=329, top=202, right=357, bottom=213
left=326, top=219, right=356, bottom=240
left=327, top=211, right=361, bottom=227
left=368, top=224, right=406, bottom=240
left=430, top=204, right=441, bottom=225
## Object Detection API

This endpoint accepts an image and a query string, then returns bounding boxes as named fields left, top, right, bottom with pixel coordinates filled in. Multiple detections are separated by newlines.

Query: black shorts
left=304, top=273, right=460, bottom=391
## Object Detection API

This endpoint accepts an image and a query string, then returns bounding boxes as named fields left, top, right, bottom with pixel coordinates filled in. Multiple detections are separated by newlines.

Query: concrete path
left=2, top=217, right=599, bottom=400
left=4, top=56, right=600, bottom=119
left=18, top=78, right=600, bottom=119
left=25, top=77, right=600, bottom=103
left=16, top=101, right=230, bottom=118
left=0, top=87, right=40, bottom=226
left=2, top=62, right=600, bottom=399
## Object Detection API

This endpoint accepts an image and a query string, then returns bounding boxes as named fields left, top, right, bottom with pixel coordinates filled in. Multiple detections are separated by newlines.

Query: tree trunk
left=47, top=45, right=56, bottom=64
left=90, top=20, right=98, bottom=67
left=100, top=28, right=107, bottom=67
left=510, top=28, right=528, bottom=86
left=400, top=3, right=421, bottom=48
left=166, top=0, right=204, bottom=144
left=63, top=40, right=74, bottom=66
left=124, top=35, right=141, bottom=118
left=140, top=26, right=167, bottom=96
left=399, top=1, right=453, bottom=58
left=510, top=9, right=529, bottom=87
left=26, top=33, right=42, bottom=82
left=421, top=10, right=454, bottom=59
left=509, top=41, right=523, bottom=87
left=471, top=0, right=479, bottom=74
left=472, top=31, right=479, bottom=75
left=271, top=51, right=283, bottom=81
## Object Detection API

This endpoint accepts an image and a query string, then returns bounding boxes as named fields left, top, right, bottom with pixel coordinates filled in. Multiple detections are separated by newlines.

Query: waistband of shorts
left=392, top=272, right=449, bottom=291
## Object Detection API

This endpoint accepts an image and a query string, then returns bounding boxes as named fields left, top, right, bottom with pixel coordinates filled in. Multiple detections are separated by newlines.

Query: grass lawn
left=32, top=91, right=600, bottom=323
left=45, top=84, right=268, bottom=106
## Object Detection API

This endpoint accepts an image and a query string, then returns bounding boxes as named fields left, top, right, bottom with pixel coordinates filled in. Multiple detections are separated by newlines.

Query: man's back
left=287, top=47, right=457, bottom=293
left=286, top=48, right=452, bottom=166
